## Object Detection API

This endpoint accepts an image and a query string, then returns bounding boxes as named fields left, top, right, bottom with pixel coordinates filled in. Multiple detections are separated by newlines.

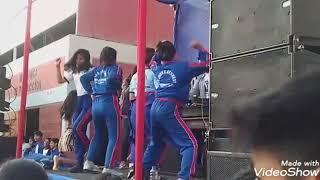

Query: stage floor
left=48, top=169, right=205, bottom=180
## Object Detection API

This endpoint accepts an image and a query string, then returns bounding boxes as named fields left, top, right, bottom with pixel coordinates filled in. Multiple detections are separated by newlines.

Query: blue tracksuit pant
left=87, top=95, right=122, bottom=168
left=130, top=93, right=155, bottom=164
left=144, top=98, right=198, bottom=180
left=72, top=94, right=92, bottom=166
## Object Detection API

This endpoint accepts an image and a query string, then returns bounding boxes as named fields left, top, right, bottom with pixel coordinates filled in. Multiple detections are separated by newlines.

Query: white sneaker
left=83, top=160, right=101, bottom=172
left=102, top=168, right=124, bottom=177
left=129, top=163, right=134, bottom=168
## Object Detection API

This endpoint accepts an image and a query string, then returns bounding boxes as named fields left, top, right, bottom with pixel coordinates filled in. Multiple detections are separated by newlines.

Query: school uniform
left=129, top=68, right=158, bottom=164
left=64, top=70, right=92, bottom=167
left=143, top=50, right=209, bottom=180
left=80, top=64, right=123, bottom=168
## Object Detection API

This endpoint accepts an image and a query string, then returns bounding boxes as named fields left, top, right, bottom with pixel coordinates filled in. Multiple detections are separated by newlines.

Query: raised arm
left=188, top=42, right=210, bottom=78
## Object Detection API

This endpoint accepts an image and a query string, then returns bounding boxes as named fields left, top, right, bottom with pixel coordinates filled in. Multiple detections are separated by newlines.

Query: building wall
left=6, top=36, right=71, bottom=111
left=39, top=103, right=62, bottom=138
left=3, top=0, right=174, bottom=138
left=6, top=35, right=137, bottom=137
left=77, top=0, right=174, bottom=47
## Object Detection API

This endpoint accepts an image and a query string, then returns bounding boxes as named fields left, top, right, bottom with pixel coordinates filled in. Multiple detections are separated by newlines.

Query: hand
left=91, top=95, right=96, bottom=101
left=191, top=41, right=204, bottom=50
left=55, top=58, right=61, bottom=68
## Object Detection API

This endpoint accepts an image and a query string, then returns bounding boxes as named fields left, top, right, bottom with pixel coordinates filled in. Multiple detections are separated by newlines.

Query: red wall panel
left=77, top=0, right=174, bottom=47
left=39, top=103, right=62, bottom=138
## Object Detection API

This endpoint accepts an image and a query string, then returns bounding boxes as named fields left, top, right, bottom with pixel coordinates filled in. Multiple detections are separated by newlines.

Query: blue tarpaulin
left=158, top=0, right=210, bottom=62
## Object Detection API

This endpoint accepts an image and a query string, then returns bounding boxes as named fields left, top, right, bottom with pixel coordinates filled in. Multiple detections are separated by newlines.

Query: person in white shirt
left=55, top=49, right=92, bottom=173
left=42, top=138, right=51, bottom=156
left=127, top=48, right=158, bottom=178
left=190, top=72, right=209, bottom=99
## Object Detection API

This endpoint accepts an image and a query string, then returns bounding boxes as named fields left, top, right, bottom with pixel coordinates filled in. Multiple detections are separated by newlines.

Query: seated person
left=52, top=91, right=77, bottom=171
left=52, top=122, right=76, bottom=171
left=33, top=131, right=44, bottom=154
left=22, top=136, right=34, bottom=157
left=39, top=138, right=60, bottom=169
left=42, top=138, right=51, bottom=156
left=24, top=131, right=45, bottom=160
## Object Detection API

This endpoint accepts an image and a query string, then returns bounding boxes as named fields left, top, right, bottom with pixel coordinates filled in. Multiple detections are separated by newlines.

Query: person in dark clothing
left=0, top=159, right=48, bottom=180
left=232, top=71, right=320, bottom=180
left=36, top=138, right=60, bottom=169
left=33, top=131, right=44, bottom=154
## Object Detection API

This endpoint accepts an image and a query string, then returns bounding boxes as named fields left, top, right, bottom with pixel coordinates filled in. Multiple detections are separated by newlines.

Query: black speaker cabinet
left=0, top=137, right=17, bottom=162
left=207, top=151, right=251, bottom=180
left=210, top=47, right=293, bottom=128
left=211, top=0, right=320, bottom=58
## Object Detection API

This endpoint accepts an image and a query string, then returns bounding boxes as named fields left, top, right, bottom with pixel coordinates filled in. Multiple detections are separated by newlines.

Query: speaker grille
left=207, top=151, right=251, bottom=180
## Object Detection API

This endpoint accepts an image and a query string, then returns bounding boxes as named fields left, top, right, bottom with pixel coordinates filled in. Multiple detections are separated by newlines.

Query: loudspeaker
left=210, top=47, right=292, bottom=128
left=211, top=0, right=320, bottom=58
left=0, top=137, right=17, bottom=162
left=209, top=0, right=320, bottom=129
left=207, top=151, right=251, bottom=180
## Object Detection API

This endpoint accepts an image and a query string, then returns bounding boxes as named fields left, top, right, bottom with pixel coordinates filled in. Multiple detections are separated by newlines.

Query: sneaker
left=102, top=168, right=124, bottom=177
left=129, top=163, right=134, bottom=168
left=69, top=164, right=83, bottom=173
left=127, top=169, right=135, bottom=179
left=119, top=161, right=127, bottom=169
left=83, top=160, right=101, bottom=172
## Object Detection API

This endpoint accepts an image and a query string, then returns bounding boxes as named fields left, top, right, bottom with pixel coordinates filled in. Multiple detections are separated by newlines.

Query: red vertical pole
left=135, top=0, right=147, bottom=179
left=16, top=0, right=32, bottom=159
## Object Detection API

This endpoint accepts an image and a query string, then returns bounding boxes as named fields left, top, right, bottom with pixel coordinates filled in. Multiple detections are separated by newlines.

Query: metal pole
left=135, top=0, right=147, bottom=179
left=16, top=0, right=32, bottom=158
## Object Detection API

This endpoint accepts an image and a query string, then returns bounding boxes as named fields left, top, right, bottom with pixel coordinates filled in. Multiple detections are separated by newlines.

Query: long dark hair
left=156, top=40, right=176, bottom=61
left=64, top=49, right=91, bottom=73
left=125, top=66, right=137, bottom=85
left=60, top=90, right=77, bottom=122
left=146, top=48, right=155, bottom=66
left=100, top=47, right=117, bottom=66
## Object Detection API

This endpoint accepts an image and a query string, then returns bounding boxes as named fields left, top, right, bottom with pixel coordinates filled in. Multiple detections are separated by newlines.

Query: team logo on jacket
left=94, top=70, right=107, bottom=84
left=158, top=70, right=177, bottom=88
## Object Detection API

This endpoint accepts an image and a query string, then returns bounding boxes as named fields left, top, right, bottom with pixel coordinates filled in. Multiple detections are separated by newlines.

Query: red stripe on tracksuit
left=174, top=106, right=198, bottom=176
left=110, top=96, right=122, bottom=167
left=76, top=108, right=92, bottom=149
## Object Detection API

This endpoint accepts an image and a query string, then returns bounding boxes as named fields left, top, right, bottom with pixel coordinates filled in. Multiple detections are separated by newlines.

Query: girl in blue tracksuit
left=55, top=49, right=92, bottom=173
left=80, top=47, right=123, bottom=174
left=143, top=41, right=209, bottom=180
left=128, top=48, right=158, bottom=167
